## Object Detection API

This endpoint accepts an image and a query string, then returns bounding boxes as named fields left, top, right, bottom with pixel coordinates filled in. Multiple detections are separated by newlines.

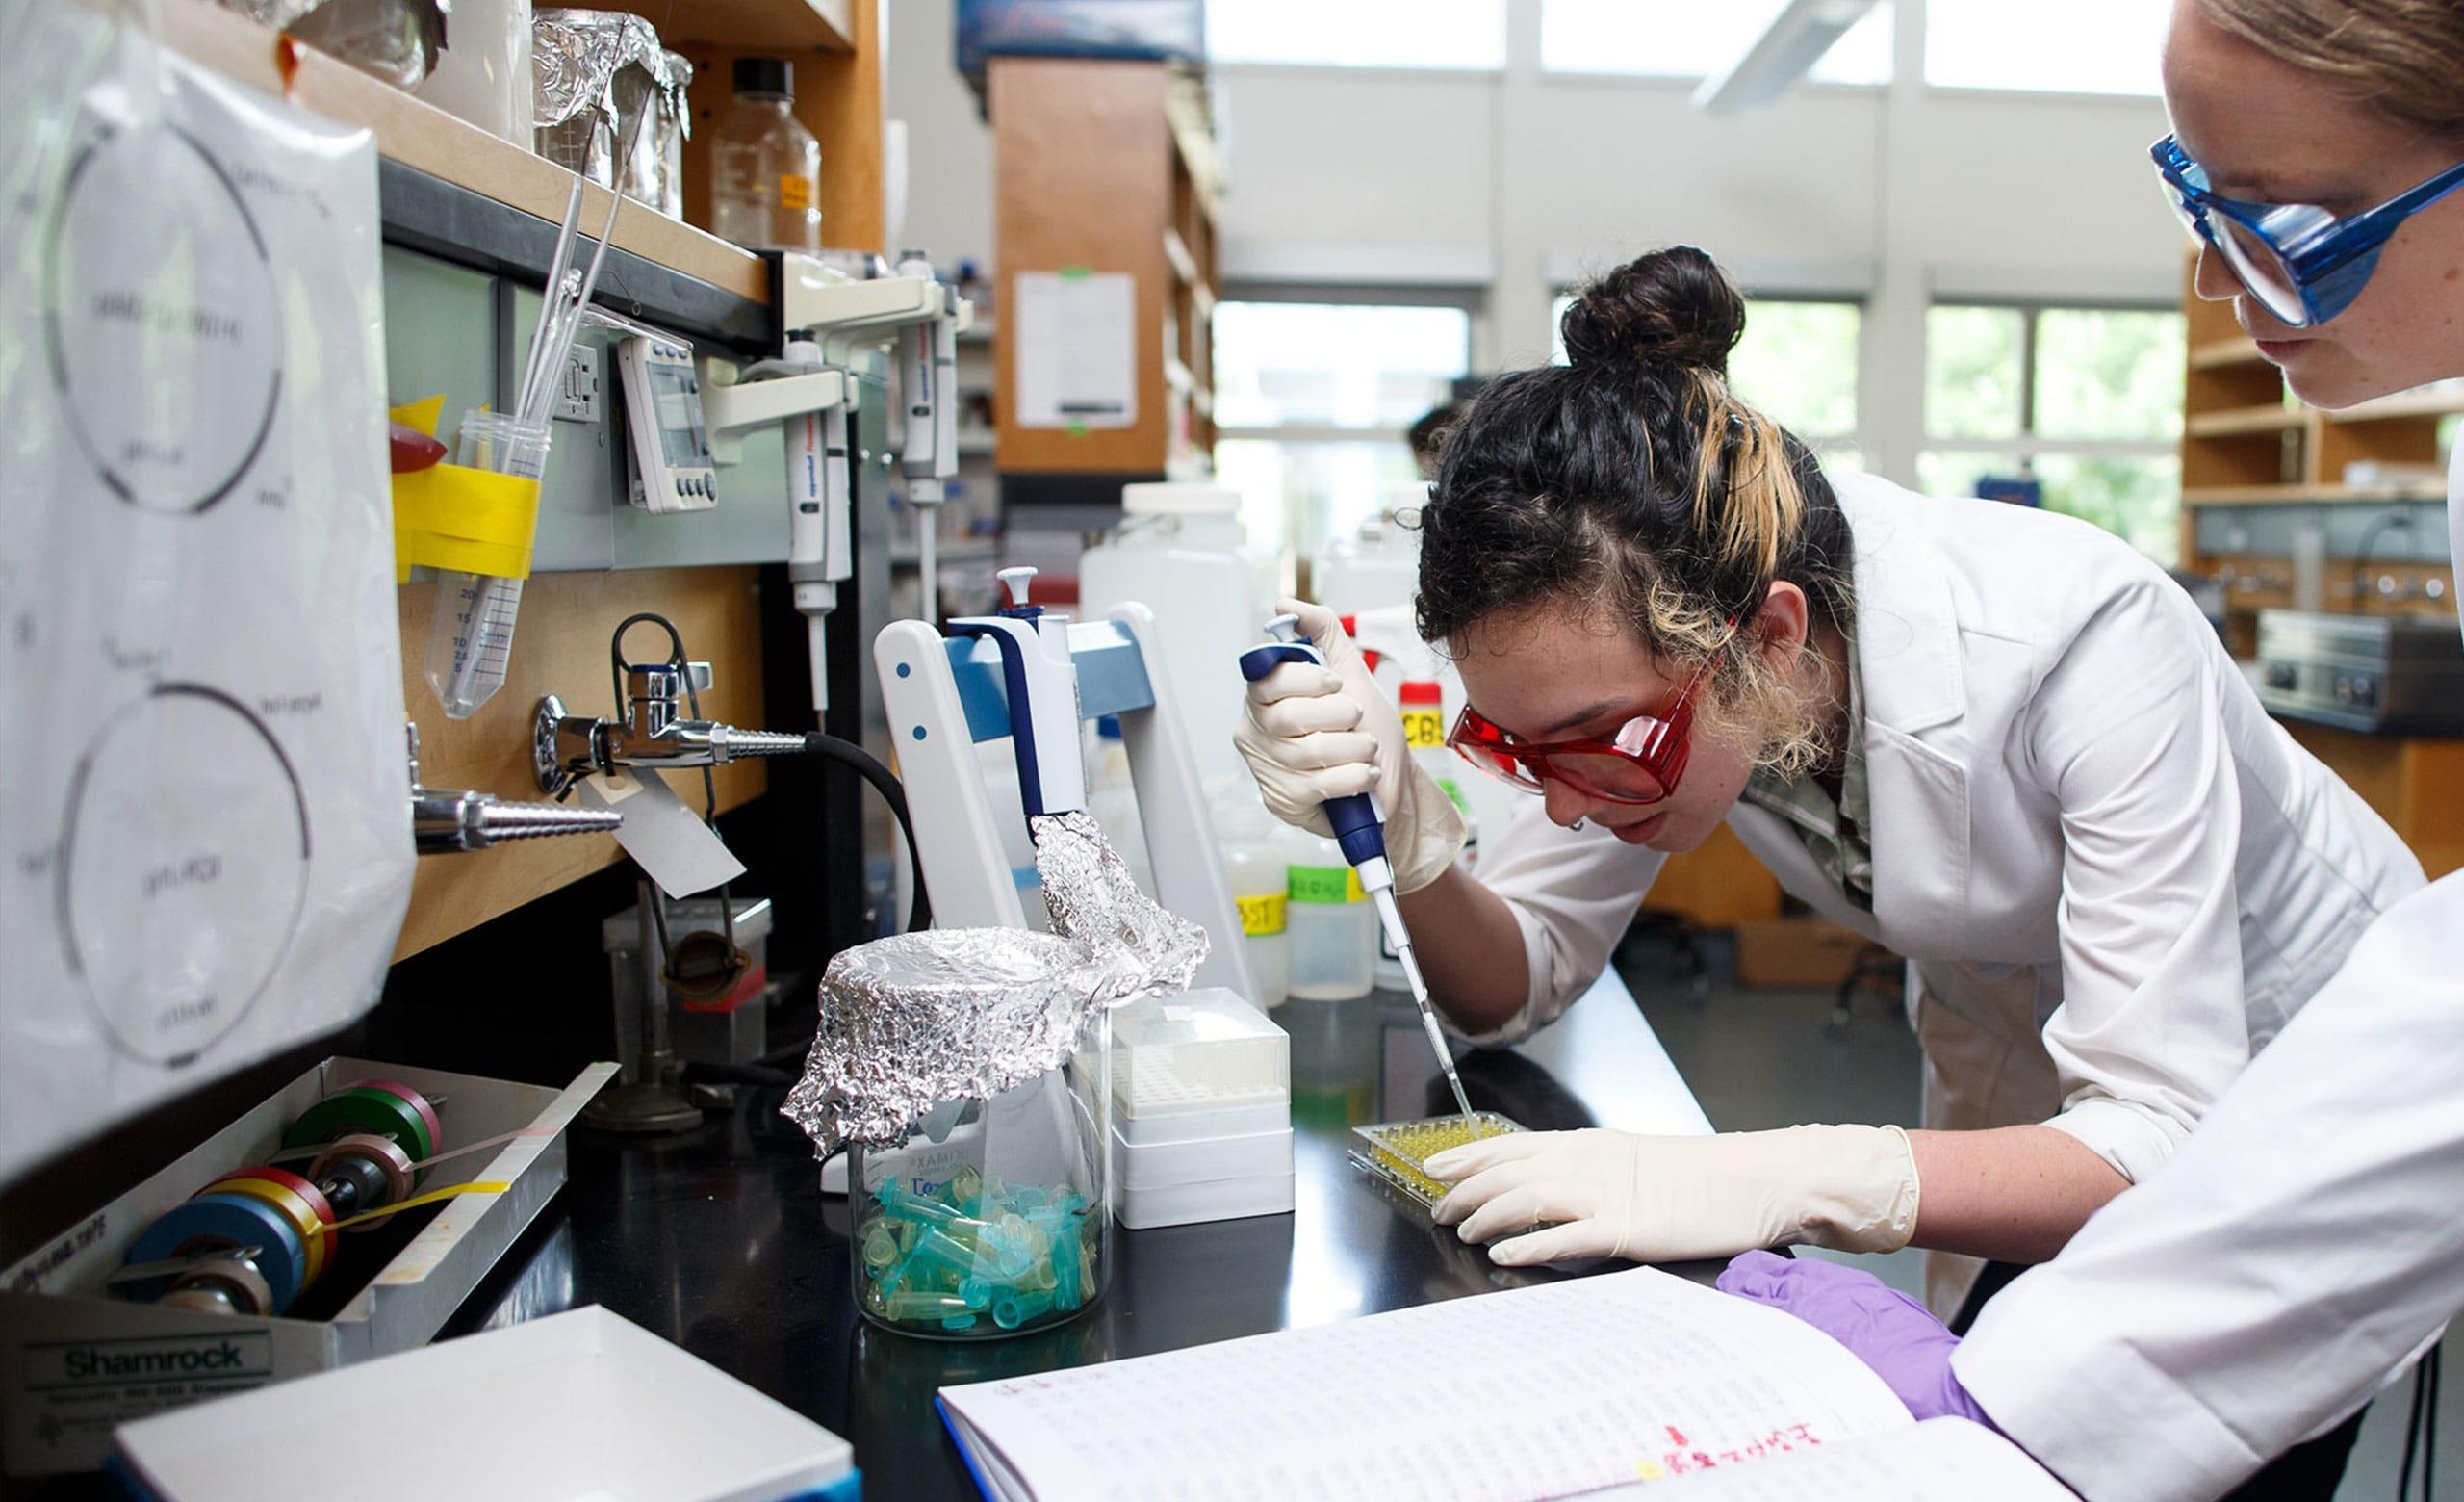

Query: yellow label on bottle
left=778, top=173, right=813, bottom=212
left=1238, top=893, right=1288, bottom=937
left=1401, top=708, right=1446, bottom=750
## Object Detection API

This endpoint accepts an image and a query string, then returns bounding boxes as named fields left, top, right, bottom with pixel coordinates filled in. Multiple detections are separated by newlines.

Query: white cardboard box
left=108, top=1306, right=858, bottom=1502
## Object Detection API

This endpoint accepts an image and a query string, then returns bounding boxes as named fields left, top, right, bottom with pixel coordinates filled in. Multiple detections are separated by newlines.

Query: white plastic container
left=1376, top=679, right=1480, bottom=991
left=1084, top=716, right=1156, bottom=899
left=1312, top=508, right=1420, bottom=620
left=414, top=0, right=532, bottom=143
left=1284, top=827, right=1373, bottom=1001
left=1100, top=987, right=1295, bottom=1230
left=1214, top=791, right=1289, bottom=1009
left=1078, top=483, right=1263, bottom=788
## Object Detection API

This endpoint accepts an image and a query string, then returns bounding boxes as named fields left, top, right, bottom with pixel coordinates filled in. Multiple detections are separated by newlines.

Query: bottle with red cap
left=1373, top=679, right=1479, bottom=991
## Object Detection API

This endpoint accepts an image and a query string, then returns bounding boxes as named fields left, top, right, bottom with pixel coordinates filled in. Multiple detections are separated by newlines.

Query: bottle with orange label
left=1376, top=679, right=1478, bottom=991
left=709, top=57, right=823, bottom=253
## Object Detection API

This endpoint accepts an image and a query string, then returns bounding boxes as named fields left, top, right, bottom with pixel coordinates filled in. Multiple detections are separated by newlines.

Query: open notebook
left=937, top=1266, right=2072, bottom=1500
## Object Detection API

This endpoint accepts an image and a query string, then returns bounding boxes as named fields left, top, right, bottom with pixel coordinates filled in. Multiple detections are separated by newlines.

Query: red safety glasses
left=1446, top=652, right=1720, bottom=807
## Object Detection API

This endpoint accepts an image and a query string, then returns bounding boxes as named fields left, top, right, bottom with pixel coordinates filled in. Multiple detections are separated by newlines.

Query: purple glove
left=1717, top=1251, right=1992, bottom=1427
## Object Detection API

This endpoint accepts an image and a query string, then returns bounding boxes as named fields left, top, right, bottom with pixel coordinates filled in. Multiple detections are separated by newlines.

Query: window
left=1925, top=0, right=2163, bottom=95
left=1541, top=0, right=1892, bottom=84
left=1213, top=300, right=1474, bottom=562
left=1920, top=304, right=2186, bottom=564
left=1551, top=292, right=1866, bottom=466
left=1207, top=0, right=1506, bottom=70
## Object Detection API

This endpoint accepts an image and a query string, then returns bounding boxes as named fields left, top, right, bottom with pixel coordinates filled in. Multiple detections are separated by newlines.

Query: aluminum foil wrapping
left=533, top=9, right=686, bottom=211
left=223, top=0, right=449, bottom=87
left=1030, top=810, right=1208, bottom=986
left=782, top=814, right=1209, bottom=1154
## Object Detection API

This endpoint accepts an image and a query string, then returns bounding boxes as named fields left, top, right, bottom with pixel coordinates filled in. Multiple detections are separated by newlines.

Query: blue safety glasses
left=2153, top=133, right=2464, bottom=328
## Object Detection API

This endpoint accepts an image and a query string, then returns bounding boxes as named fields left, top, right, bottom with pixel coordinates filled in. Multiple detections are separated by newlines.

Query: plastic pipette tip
left=1376, top=893, right=1478, bottom=1135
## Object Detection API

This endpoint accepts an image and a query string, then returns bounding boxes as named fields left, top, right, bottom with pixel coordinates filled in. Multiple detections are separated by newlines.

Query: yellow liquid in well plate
left=1358, top=1112, right=1523, bottom=1208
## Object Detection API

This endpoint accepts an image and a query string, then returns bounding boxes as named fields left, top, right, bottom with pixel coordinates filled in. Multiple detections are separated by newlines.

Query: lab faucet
left=531, top=662, right=809, bottom=796
left=408, top=722, right=624, bottom=853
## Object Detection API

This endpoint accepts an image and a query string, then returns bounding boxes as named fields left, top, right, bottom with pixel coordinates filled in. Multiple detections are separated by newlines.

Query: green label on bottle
left=1289, top=865, right=1365, bottom=904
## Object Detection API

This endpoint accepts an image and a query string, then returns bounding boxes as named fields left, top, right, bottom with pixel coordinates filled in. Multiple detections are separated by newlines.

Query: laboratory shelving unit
left=988, top=57, right=1221, bottom=503
left=2175, top=253, right=2464, bottom=879
left=153, top=0, right=891, bottom=956
left=2176, top=254, right=2459, bottom=655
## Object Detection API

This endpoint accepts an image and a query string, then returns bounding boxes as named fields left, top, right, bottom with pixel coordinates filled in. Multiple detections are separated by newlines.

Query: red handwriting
left=1658, top=1424, right=1822, bottom=1475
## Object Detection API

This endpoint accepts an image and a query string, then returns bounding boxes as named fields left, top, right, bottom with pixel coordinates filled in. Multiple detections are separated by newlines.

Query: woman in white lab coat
left=1236, top=246, right=2423, bottom=1327
left=1723, top=3, right=2464, bottom=1498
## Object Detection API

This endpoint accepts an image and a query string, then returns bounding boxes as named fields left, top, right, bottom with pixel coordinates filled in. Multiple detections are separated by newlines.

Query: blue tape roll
left=124, top=1191, right=306, bottom=1314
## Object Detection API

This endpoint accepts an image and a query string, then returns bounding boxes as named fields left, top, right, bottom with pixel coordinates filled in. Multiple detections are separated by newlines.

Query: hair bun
left=1559, top=246, right=1746, bottom=377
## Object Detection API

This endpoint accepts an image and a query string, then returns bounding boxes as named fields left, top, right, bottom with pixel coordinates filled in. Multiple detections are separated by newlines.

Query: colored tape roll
left=161, top=1257, right=275, bottom=1317
left=346, top=1079, right=443, bottom=1160
left=198, top=1166, right=336, bottom=1231
left=124, top=1192, right=306, bottom=1314
left=196, top=1174, right=330, bottom=1288
left=309, top=1134, right=415, bottom=1231
left=285, top=1086, right=433, bottom=1166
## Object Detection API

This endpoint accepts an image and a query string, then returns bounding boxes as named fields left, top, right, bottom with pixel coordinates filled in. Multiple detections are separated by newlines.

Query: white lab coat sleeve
left=2021, top=576, right=2254, bottom=1184
left=1954, top=872, right=2464, bottom=1502
left=1446, top=802, right=1667, bottom=1047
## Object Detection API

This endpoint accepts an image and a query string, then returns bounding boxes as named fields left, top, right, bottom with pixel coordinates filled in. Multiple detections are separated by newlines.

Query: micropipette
left=1237, top=615, right=1476, bottom=1129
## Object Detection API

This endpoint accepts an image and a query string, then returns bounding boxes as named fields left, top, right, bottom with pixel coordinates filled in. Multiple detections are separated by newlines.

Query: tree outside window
left=1552, top=293, right=1865, bottom=469
left=1919, top=304, right=2185, bottom=565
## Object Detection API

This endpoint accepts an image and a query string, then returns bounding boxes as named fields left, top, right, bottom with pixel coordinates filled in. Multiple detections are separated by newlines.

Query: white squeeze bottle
left=1285, top=824, right=1373, bottom=1001
left=1216, top=792, right=1291, bottom=1010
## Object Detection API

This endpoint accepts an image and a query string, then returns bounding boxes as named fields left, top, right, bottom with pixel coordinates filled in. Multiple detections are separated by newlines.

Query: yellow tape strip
left=318, top=1180, right=512, bottom=1235
left=390, top=394, right=446, bottom=438
left=393, top=466, right=542, bottom=583
left=386, top=396, right=543, bottom=583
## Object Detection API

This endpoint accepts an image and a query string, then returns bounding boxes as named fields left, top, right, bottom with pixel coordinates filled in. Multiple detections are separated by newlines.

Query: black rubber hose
left=803, top=731, right=932, bottom=934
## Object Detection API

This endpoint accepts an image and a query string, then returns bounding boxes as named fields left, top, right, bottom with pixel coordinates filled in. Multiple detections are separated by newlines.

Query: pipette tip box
left=1349, top=1112, right=1527, bottom=1214
left=1099, top=987, right=1294, bottom=1229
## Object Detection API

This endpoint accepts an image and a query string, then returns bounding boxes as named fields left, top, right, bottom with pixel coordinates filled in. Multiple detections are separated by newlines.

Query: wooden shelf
left=2187, top=403, right=2308, bottom=438
left=2330, top=386, right=2464, bottom=425
left=1162, top=226, right=1201, bottom=288
left=601, top=0, right=855, bottom=51
left=2189, top=336, right=2267, bottom=370
left=2184, top=483, right=2449, bottom=506
left=161, top=0, right=766, bottom=303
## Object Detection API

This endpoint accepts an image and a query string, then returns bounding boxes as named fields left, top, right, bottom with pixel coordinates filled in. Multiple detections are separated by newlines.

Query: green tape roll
left=283, top=1086, right=434, bottom=1168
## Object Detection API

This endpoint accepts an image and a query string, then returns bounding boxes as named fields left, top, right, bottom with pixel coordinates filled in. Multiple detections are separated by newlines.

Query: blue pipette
left=1239, top=614, right=1476, bottom=1127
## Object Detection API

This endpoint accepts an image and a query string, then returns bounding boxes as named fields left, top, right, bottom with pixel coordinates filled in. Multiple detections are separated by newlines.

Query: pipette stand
left=875, top=598, right=1259, bottom=1004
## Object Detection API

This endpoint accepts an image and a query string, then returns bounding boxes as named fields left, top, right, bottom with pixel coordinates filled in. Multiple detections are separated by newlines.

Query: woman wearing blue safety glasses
left=1729, top=3, right=2464, bottom=1500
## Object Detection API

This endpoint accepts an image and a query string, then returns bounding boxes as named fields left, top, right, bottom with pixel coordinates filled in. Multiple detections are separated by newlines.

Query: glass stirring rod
left=1237, top=615, right=1478, bottom=1134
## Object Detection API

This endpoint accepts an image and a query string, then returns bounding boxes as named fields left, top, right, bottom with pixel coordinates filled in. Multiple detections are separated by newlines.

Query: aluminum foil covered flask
left=784, top=811, right=1207, bottom=1339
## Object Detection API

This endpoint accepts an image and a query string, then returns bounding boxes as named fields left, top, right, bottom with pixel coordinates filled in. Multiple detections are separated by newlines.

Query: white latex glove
left=1424, top=1125, right=1919, bottom=1267
left=1232, top=598, right=1466, bottom=894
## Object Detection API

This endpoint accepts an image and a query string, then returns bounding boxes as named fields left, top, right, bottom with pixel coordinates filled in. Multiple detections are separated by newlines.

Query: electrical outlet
left=554, top=345, right=602, bottom=423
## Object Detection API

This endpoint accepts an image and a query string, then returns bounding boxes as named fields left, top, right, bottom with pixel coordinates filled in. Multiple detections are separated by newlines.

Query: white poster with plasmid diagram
left=0, top=9, right=414, bottom=1184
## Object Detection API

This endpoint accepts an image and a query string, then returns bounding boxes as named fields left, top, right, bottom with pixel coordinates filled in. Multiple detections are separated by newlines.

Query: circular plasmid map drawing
left=58, top=685, right=311, bottom=1066
left=43, top=120, right=282, bottom=515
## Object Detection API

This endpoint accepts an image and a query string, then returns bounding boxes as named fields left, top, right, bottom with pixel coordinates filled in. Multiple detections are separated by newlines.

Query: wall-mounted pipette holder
left=0, top=1057, right=613, bottom=1478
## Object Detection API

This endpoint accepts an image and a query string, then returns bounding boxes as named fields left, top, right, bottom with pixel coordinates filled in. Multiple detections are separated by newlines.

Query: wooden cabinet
left=989, top=58, right=1219, bottom=486
left=2283, top=722, right=2464, bottom=880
